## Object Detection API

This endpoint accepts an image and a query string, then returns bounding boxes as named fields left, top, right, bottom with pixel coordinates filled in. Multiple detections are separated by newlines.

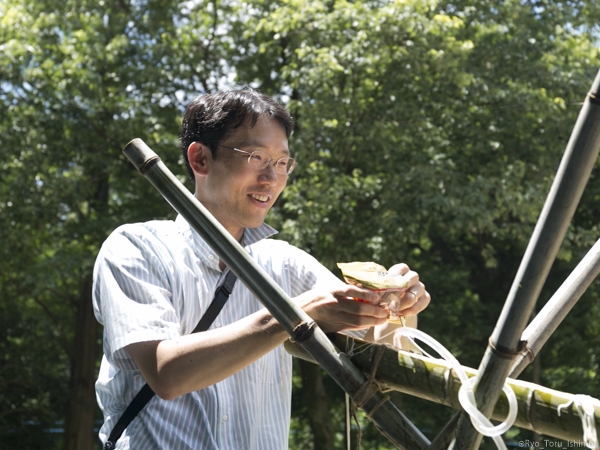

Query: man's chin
left=245, top=220, right=266, bottom=230
left=243, top=215, right=269, bottom=229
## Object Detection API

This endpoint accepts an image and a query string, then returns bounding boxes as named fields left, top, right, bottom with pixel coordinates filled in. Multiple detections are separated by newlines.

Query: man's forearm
left=126, top=309, right=288, bottom=400
left=127, top=284, right=391, bottom=399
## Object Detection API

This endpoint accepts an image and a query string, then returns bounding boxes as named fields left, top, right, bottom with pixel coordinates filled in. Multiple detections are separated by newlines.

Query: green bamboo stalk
left=285, top=334, right=600, bottom=443
left=122, top=139, right=429, bottom=450
left=452, top=68, right=600, bottom=450
left=510, top=237, right=600, bottom=378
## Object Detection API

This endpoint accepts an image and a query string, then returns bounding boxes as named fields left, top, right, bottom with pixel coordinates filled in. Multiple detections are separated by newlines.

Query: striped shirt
left=93, top=215, right=345, bottom=449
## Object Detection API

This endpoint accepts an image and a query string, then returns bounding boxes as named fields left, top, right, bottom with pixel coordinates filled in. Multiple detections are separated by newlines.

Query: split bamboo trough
left=286, top=334, right=600, bottom=444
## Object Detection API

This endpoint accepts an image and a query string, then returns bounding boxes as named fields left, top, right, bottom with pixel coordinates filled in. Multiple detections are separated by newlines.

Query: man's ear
left=187, top=142, right=211, bottom=177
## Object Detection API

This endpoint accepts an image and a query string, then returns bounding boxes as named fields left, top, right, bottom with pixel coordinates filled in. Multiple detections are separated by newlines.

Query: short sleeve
left=280, top=245, right=345, bottom=296
left=92, top=224, right=182, bottom=370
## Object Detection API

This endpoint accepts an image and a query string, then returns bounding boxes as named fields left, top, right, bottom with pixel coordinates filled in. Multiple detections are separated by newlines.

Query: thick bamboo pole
left=285, top=335, right=600, bottom=443
left=122, top=139, right=429, bottom=450
left=510, top=237, right=600, bottom=378
left=451, top=69, right=600, bottom=450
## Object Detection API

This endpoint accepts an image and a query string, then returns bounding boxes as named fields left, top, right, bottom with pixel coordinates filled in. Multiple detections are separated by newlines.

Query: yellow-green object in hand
left=337, top=261, right=409, bottom=323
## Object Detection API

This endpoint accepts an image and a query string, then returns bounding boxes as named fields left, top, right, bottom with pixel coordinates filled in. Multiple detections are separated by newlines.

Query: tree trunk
left=299, top=359, right=335, bottom=450
left=63, top=274, right=99, bottom=450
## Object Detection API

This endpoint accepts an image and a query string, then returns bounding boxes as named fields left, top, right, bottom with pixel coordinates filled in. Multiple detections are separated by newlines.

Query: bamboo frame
left=449, top=68, right=600, bottom=449
left=285, top=334, right=600, bottom=443
left=433, top=261, right=600, bottom=448
left=510, top=237, right=600, bottom=378
left=122, top=139, right=428, bottom=450
left=121, top=69, right=600, bottom=449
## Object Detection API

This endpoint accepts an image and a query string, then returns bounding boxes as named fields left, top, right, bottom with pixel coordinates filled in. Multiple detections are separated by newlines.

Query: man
left=93, top=89, right=430, bottom=449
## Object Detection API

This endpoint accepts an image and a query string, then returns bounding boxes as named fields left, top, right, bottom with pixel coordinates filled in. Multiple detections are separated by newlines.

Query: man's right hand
left=295, top=285, right=388, bottom=333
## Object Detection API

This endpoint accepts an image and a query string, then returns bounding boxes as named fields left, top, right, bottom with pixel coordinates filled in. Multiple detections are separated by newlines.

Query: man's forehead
left=233, top=138, right=287, bottom=146
left=225, top=136, right=290, bottom=153
left=223, top=116, right=289, bottom=151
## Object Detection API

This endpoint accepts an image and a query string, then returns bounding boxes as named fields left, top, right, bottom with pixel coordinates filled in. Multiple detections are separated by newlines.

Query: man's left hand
left=388, top=263, right=430, bottom=317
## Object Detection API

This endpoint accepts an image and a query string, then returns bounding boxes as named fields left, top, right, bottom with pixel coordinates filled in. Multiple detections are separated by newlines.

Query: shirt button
left=222, top=414, right=228, bottom=421
left=215, top=322, right=221, bottom=327
left=208, top=254, right=214, bottom=260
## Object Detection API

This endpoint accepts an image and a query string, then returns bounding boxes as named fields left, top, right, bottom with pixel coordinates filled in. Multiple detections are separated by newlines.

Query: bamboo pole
left=449, top=69, right=600, bottom=450
left=121, top=139, right=429, bottom=450
left=510, top=237, right=600, bottom=378
left=285, top=334, right=600, bottom=443
left=433, top=237, right=600, bottom=448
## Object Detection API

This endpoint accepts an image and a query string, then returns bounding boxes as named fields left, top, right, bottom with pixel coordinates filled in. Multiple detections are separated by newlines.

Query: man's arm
left=126, top=308, right=287, bottom=400
left=126, top=284, right=388, bottom=400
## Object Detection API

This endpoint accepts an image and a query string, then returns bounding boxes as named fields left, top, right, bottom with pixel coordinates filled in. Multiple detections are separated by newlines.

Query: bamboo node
left=488, top=338, right=525, bottom=359
left=139, top=155, right=161, bottom=175
left=290, top=320, right=317, bottom=344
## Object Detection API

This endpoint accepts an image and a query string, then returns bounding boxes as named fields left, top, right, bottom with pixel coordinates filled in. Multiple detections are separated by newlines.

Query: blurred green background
left=1, top=0, right=600, bottom=448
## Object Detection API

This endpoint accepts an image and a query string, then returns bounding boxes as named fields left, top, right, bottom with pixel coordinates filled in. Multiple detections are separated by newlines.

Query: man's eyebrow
left=236, top=140, right=290, bottom=154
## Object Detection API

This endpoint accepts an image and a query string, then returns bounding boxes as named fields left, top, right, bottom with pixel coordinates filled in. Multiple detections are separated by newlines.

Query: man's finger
left=331, top=310, right=389, bottom=329
left=333, top=284, right=379, bottom=303
left=399, top=291, right=431, bottom=317
left=334, top=296, right=388, bottom=319
left=388, top=263, right=409, bottom=276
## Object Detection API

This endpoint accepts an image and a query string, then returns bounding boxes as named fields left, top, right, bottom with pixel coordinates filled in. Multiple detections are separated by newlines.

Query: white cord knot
left=557, top=394, right=600, bottom=449
left=393, top=328, right=518, bottom=450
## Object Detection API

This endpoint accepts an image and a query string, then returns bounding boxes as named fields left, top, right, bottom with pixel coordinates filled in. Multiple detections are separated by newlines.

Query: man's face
left=193, top=116, right=290, bottom=240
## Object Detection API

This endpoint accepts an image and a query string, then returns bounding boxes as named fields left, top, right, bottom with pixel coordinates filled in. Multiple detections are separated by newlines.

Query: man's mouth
left=249, top=193, right=270, bottom=203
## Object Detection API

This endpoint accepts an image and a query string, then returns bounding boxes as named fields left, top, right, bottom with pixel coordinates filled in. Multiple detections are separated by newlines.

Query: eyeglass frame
left=200, top=142, right=297, bottom=175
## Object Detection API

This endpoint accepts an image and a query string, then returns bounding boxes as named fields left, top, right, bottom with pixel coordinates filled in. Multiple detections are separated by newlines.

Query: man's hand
left=388, top=263, right=431, bottom=318
left=295, top=285, right=388, bottom=333
left=367, top=263, right=431, bottom=347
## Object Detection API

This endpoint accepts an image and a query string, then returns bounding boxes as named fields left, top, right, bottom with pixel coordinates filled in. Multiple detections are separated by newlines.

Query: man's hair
left=180, top=88, right=294, bottom=183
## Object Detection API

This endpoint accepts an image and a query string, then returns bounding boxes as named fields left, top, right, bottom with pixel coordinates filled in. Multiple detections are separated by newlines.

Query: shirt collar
left=175, top=214, right=278, bottom=269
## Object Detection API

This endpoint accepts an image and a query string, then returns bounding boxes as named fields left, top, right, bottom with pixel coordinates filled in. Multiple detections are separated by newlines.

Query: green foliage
left=0, top=0, right=222, bottom=445
left=1, top=0, right=600, bottom=448
left=246, top=0, right=600, bottom=445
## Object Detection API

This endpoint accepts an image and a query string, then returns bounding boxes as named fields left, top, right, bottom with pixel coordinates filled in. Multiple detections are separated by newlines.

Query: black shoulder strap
left=193, top=269, right=238, bottom=333
left=103, top=269, right=238, bottom=450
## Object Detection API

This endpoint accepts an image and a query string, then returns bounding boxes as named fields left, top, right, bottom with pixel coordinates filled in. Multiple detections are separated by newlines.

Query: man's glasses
left=217, top=144, right=296, bottom=175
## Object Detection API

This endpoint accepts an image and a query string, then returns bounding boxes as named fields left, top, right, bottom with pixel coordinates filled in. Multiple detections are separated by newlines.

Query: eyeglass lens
left=248, top=151, right=295, bottom=175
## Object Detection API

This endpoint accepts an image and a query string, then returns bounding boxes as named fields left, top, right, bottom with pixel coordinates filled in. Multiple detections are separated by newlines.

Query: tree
left=0, top=0, right=237, bottom=447
left=2, top=0, right=599, bottom=448
left=236, top=0, right=600, bottom=446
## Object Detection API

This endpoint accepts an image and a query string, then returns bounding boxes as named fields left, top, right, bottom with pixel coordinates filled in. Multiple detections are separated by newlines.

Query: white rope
left=392, top=328, right=518, bottom=450
left=345, top=393, right=351, bottom=450
left=344, top=336, right=372, bottom=450
left=346, top=328, right=600, bottom=449
left=345, top=336, right=374, bottom=358
left=344, top=327, right=519, bottom=449
left=557, top=395, right=600, bottom=449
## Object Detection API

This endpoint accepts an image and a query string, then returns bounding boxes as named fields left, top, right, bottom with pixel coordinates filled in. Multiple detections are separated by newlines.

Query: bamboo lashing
left=285, top=333, right=600, bottom=444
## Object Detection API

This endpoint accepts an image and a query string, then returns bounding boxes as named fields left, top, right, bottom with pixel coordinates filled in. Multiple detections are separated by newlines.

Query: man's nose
left=257, top=162, right=278, bottom=185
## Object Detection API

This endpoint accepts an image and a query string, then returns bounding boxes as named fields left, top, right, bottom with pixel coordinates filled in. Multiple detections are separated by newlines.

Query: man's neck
left=219, top=228, right=245, bottom=271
